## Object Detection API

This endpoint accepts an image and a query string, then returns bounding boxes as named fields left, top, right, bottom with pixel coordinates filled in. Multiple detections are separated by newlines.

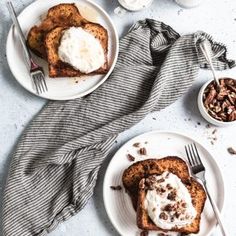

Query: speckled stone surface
left=0, top=0, right=236, bottom=235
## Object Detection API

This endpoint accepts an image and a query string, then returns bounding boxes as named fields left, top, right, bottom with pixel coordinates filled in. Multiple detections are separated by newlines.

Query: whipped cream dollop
left=58, top=27, right=105, bottom=74
left=144, top=172, right=197, bottom=230
left=118, top=0, right=153, bottom=11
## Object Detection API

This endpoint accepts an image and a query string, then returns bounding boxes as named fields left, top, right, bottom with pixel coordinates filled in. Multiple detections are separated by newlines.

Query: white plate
left=103, top=130, right=225, bottom=236
left=6, top=0, right=119, bottom=100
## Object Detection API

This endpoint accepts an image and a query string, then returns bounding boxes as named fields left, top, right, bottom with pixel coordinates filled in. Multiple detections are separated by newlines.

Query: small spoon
left=199, top=39, right=221, bottom=92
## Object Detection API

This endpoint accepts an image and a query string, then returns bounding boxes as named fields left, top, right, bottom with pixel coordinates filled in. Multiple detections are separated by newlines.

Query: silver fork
left=7, top=1, right=48, bottom=94
left=185, top=143, right=228, bottom=236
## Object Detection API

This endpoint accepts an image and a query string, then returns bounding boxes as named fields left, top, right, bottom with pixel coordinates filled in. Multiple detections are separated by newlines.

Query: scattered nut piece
left=139, top=147, right=147, bottom=155
left=166, top=184, right=173, bottom=190
left=133, top=142, right=140, bottom=147
left=127, top=154, right=135, bottom=161
left=212, top=128, right=217, bottom=135
left=110, top=185, right=122, bottom=191
left=159, top=212, right=168, bottom=220
left=163, top=204, right=174, bottom=212
left=167, top=189, right=177, bottom=201
left=228, top=147, right=236, bottom=155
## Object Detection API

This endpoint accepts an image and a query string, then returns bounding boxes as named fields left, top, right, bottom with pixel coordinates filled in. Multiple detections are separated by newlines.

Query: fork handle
left=7, top=1, right=31, bottom=67
left=204, top=183, right=228, bottom=236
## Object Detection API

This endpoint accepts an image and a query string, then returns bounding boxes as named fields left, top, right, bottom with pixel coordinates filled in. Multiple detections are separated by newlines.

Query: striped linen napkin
left=3, top=19, right=234, bottom=236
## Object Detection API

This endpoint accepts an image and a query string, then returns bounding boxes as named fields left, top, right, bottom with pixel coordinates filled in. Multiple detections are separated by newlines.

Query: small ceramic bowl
left=175, top=0, right=203, bottom=8
left=118, top=0, right=154, bottom=11
left=198, top=78, right=236, bottom=127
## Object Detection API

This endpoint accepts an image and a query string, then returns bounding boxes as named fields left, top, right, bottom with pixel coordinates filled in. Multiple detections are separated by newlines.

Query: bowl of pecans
left=198, top=78, right=236, bottom=126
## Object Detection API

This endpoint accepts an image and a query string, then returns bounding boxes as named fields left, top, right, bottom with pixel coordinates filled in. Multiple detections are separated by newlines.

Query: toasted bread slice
left=137, top=176, right=206, bottom=234
left=27, top=3, right=87, bottom=58
left=122, top=157, right=191, bottom=209
left=44, top=23, right=108, bottom=77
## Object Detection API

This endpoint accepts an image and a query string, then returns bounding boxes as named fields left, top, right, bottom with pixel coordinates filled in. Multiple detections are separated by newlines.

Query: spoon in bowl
left=199, top=39, right=221, bottom=92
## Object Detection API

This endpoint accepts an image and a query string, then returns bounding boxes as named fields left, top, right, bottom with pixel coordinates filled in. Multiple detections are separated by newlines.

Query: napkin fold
left=3, top=19, right=234, bottom=236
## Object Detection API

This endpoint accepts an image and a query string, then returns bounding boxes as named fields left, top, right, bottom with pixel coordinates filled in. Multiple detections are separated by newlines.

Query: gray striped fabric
left=3, top=19, right=234, bottom=236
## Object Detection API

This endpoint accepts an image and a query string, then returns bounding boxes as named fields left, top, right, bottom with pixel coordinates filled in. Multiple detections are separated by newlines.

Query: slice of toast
left=137, top=176, right=206, bottom=234
left=27, top=3, right=88, bottom=58
left=44, top=23, right=108, bottom=77
left=122, top=157, right=191, bottom=209
left=122, top=157, right=206, bottom=234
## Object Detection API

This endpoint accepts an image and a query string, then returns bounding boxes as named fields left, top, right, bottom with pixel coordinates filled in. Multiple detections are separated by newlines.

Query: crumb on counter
left=139, top=147, right=147, bottom=155
left=228, top=147, right=236, bottom=155
left=133, top=142, right=140, bottom=147
left=110, top=185, right=122, bottom=191
left=127, top=153, right=135, bottom=161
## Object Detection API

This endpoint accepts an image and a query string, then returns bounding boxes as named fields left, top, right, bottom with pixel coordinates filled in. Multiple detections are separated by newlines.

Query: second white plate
left=103, top=130, right=224, bottom=236
left=6, top=0, right=119, bottom=100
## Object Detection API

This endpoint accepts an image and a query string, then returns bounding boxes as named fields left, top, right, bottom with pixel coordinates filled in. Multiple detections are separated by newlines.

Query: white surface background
left=0, top=0, right=236, bottom=235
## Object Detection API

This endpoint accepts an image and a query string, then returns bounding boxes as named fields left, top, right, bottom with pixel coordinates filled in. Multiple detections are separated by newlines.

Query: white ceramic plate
left=103, top=130, right=224, bottom=236
left=6, top=0, right=119, bottom=100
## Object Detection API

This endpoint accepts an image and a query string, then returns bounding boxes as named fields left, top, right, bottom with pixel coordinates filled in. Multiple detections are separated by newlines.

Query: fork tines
left=185, top=143, right=203, bottom=167
left=31, top=71, right=47, bottom=94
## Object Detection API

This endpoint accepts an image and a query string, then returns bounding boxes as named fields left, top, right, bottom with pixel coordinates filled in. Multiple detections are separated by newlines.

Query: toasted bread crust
left=122, top=157, right=190, bottom=209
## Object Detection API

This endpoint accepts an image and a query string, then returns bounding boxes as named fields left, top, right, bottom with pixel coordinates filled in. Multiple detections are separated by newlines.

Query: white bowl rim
left=198, top=77, right=236, bottom=126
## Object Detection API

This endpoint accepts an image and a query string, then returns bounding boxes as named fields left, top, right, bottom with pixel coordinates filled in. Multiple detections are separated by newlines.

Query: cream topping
left=58, top=27, right=105, bottom=74
left=144, top=172, right=197, bottom=230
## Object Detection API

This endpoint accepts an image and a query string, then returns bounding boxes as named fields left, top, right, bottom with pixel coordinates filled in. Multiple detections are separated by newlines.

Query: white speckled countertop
left=1, top=0, right=236, bottom=235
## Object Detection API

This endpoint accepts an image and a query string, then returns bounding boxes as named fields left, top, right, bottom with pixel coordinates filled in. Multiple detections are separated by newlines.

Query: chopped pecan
left=156, top=187, right=166, bottom=194
left=156, top=178, right=165, bottom=183
left=159, top=212, right=168, bottom=220
left=229, top=111, right=236, bottom=121
left=204, top=88, right=217, bottom=106
left=110, top=185, right=122, bottom=190
left=133, top=142, right=140, bottom=147
left=228, top=147, right=236, bottom=155
left=167, top=189, right=177, bottom=201
left=212, top=128, right=217, bottom=135
left=226, top=84, right=236, bottom=93
left=174, top=210, right=182, bottom=218
left=127, top=154, right=135, bottom=162
left=139, top=147, right=147, bottom=155
left=228, top=94, right=235, bottom=104
left=163, top=204, right=174, bottom=212
left=166, top=184, right=173, bottom=190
